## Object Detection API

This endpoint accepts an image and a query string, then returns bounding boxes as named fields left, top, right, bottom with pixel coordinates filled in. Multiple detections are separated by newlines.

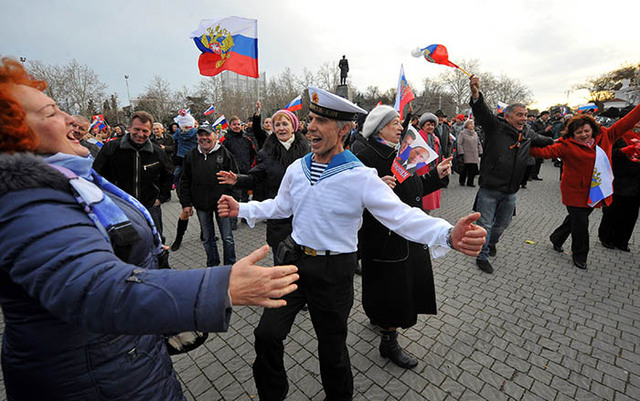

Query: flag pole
left=456, top=66, right=472, bottom=77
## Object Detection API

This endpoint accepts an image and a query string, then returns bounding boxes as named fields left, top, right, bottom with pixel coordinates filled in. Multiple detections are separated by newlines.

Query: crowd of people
left=1, top=54, right=640, bottom=400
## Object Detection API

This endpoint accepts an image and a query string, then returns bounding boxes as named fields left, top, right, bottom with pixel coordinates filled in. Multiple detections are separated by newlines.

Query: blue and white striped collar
left=301, top=150, right=363, bottom=184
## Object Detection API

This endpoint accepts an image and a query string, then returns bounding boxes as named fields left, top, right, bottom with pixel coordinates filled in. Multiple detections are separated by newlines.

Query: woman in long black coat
left=218, top=109, right=310, bottom=258
left=356, top=105, right=451, bottom=369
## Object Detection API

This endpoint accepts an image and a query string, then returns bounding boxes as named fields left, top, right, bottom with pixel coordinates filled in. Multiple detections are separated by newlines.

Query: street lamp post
left=124, top=75, right=132, bottom=106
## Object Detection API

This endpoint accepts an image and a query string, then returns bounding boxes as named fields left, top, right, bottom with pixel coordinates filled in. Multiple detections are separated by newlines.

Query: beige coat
left=457, top=128, right=483, bottom=164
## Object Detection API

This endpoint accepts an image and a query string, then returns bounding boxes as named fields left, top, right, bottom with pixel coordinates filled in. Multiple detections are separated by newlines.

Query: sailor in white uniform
left=218, top=86, right=486, bottom=401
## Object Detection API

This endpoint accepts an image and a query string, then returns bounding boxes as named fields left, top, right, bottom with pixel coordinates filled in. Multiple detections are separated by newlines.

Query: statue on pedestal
left=338, top=55, right=349, bottom=86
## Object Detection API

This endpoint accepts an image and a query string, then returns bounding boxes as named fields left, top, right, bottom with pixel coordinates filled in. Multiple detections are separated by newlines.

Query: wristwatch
left=446, top=227, right=455, bottom=250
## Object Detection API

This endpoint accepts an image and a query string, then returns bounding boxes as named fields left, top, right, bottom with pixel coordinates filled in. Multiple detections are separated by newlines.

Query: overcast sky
left=2, top=0, right=639, bottom=111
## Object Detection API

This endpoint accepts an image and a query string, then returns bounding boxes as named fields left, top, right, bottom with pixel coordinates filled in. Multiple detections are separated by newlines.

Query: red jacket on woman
left=530, top=104, right=640, bottom=208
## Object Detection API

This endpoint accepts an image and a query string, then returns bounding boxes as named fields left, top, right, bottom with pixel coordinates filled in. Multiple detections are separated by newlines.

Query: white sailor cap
left=308, top=85, right=366, bottom=121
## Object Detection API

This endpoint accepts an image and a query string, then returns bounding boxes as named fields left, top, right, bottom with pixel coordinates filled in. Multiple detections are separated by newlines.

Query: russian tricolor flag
left=191, top=17, right=258, bottom=78
left=284, top=95, right=302, bottom=112
left=213, top=115, right=228, bottom=130
left=393, top=64, right=415, bottom=120
left=90, top=114, right=106, bottom=131
left=496, top=101, right=508, bottom=114
left=578, top=103, right=598, bottom=113
left=204, top=105, right=215, bottom=116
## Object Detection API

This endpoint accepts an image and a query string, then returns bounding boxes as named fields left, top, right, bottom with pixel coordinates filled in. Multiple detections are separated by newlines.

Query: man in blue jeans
left=179, top=125, right=238, bottom=266
left=469, top=75, right=553, bottom=273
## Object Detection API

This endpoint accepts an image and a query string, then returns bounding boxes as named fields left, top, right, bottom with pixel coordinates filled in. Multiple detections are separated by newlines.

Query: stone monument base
left=336, top=85, right=349, bottom=99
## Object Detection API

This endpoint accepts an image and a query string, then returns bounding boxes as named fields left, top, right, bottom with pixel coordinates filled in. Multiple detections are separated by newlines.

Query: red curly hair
left=0, top=57, right=47, bottom=152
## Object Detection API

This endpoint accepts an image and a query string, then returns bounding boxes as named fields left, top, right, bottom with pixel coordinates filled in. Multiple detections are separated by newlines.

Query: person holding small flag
left=355, top=105, right=452, bottom=370
left=530, top=105, right=640, bottom=269
left=469, top=75, right=554, bottom=274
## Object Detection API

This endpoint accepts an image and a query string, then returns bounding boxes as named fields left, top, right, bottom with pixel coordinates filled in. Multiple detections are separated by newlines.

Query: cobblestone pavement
left=1, top=162, right=639, bottom=400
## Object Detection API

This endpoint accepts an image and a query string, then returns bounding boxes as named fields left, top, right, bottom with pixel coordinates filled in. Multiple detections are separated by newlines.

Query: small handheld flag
left=411, top=44, right=471, bottom=76
left=393, top=64, right=415, bottom=120
left=284, top=95, right=302, bottom=112
left=90, top=114, right=106, bottom=131
left=577, top=103, right=598, bottom=113
left=213, top=115, right=228, bottom=130
left=204, top=105, right=216, bottom=116
left=497, top=101, right=508, bottom=114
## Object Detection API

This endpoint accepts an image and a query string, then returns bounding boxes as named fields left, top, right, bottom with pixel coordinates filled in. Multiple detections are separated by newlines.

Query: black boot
left=379, top=330, right=418, bottom=369
left=170, top=218, right=189, bottom=251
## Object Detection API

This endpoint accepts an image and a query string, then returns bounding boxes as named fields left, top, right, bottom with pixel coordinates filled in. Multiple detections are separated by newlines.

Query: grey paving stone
left=440, top=376, right=466, bottom=399
left=550, top=375, right=577, bottom=398
left=422, top=383, right=449, bottom=401
left=530, top=380, right=558, bottom=401
left=458, top=371, right=484, bottom=394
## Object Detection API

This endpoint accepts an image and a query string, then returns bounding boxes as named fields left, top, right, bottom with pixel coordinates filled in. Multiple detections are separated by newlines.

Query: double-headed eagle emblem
left=199, top=24, right=234, bottom=68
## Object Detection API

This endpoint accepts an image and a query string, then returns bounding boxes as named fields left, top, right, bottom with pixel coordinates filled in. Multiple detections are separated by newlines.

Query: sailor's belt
left=301, top=246, right=341, bottom=257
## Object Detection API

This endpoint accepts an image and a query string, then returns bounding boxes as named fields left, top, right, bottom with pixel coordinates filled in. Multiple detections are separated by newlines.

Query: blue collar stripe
left=301, top=150, right=362, bottom=183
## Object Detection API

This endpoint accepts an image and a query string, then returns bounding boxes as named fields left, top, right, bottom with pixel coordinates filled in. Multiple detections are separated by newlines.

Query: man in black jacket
left=93, top=111, right=173, bottom=240
left=180, top=126, right=238, bottom=267
left=222, top=116, right=257, bottom=225
left=469, top=76, right=553, bottom=274
left=151, top=122, right=175, bottom=167
left=435, top=109, right=453, bottom=158
left=530, top=110, right=553, bottom=180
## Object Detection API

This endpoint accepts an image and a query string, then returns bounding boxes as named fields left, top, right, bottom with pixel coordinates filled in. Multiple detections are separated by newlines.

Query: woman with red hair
left=0, top=58, right=298, bottom=400
left=530, top=106, right=640, bottom=269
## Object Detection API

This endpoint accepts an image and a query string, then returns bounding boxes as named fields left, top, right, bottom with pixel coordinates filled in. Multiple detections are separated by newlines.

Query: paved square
left=1, top=162, right=638, bottom=400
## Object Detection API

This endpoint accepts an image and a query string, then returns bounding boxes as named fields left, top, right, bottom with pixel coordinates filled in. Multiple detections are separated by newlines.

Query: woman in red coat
left=530, top=104, right=640, bottom=269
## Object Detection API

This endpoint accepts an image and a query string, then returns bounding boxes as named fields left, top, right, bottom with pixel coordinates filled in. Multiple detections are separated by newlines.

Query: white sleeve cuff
left=237, top=203, right=256, bottom=228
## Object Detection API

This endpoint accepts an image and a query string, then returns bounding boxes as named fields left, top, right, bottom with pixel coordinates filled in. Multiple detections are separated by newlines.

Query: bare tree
left=135, top=76, right=178, bottom=123
left=298, top=67, right=316, bottom=89
left=315, top=62, right=340, bottom=91
left=27, top=60, right=65, bottom=103
left=575, top=62, right=640, bottom=104
left=27, top=59, right=106, bottom=117
left=439, top=59, right=480, bottom=114
left=414, top=77, right=452, bottom=115
left=264, top=67, right=304, bottom=114
left=103, top=93, right=124, bottom=125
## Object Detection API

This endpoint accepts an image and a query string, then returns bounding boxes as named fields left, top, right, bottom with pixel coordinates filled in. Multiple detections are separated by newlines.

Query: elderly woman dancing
left=355, top=105, right=452, bottom=369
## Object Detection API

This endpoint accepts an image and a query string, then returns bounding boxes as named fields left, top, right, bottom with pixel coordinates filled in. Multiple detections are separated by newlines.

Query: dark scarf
left=262, top=131, right=310, bottom=168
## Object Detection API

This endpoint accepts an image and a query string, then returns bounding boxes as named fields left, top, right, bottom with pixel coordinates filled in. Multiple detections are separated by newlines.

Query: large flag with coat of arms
left=190, top=17, right=258, bottom=78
